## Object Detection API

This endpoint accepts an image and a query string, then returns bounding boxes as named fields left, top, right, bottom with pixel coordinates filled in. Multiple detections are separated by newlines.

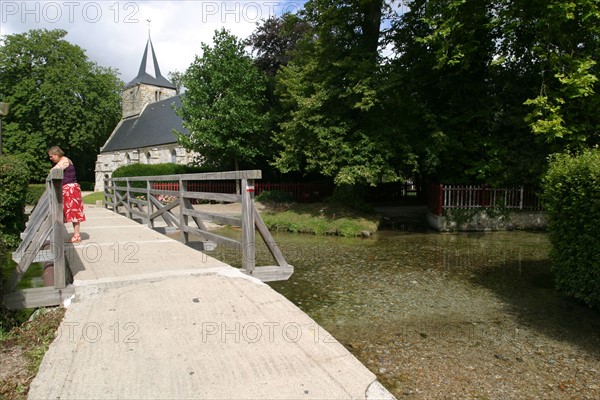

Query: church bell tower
left=121, top=37, right=177, bottom=118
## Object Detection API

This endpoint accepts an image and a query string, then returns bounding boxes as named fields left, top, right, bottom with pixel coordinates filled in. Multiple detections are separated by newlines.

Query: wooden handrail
left=103, top=170, right=292, bottom=282
left=3, top=168, right=74, bottom=310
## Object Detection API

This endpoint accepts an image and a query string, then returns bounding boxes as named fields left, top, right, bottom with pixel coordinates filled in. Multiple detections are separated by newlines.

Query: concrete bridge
left=28, top=207, right=393, bottom=399
left=6, top=171, right=395, bottom=399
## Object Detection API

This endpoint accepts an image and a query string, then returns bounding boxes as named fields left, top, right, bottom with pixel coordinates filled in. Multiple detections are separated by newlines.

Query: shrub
left=325, top=184, right=371, bottom=212
left=111, top=163, right=187, bottom=192
left=0, top=155, right=30, bottom=247
left=112, top=163, right=188, bottom=179
left=79, top=181, right=94, bottom=191
left=256, top=190, right=294, bottom=204
left=25, top=184, right=46, bottom=205
left=543, top=149, right=600, bottom=309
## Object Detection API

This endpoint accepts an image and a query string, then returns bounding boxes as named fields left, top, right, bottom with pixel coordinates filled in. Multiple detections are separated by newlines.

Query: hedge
left=0, top=155, right=30, bottom=247
left=543, top=149, right=600, bottom=309
left=26, top=184, right=46, bottom=205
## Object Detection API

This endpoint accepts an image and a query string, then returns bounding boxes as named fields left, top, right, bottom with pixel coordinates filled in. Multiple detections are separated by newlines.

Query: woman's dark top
left=63, top=163, right=78, bottom=185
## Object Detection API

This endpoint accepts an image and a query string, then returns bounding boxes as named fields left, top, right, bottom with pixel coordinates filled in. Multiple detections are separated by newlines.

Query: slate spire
left=125, top=36, right=176, bottom=90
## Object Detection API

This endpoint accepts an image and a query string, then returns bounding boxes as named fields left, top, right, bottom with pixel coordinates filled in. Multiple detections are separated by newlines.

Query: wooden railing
left=3, top=169, right=75, bottom=310
left=151, top=180, right=335, bottom=203
left=103, top=170, right=293, bottom=282
left=428, top=183, right=544, bottom=215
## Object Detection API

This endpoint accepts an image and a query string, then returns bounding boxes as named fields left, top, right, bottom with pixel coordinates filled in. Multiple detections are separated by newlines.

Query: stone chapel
left=94, top=37, right=195, bottom=191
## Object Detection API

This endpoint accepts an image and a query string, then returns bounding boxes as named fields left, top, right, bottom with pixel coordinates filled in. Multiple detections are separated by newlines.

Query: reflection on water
left=194, top=228, right=600, bottom=398
left=203, top=229, right=552, bottom=322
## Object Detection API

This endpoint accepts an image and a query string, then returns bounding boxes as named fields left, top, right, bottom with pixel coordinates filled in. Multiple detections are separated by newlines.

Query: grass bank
left=0, top=307, right=65, bottom=400
left=259, top=202, right=380, bottom=237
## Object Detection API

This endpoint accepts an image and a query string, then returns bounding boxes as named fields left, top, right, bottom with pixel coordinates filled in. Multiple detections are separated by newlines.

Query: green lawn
left=82, top=191, right=104, bottom=205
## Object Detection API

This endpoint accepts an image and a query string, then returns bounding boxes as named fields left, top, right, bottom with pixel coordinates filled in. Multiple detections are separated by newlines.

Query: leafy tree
left=389, top=0, right=596, bottom=186
left=176, top=29, right=270, bottom=171
left=510, top=0, right=600, bottom=150
left=0, top=155, right=29, bottom=247
left=273, top=0, right=404, bottom=186
left=246, top=13, right=311, bottom=77
left=389, top=0, right=510, bottom=184
left=0, top=29, right=122, bottom=182
left=167, top=70, right=185, bottom=94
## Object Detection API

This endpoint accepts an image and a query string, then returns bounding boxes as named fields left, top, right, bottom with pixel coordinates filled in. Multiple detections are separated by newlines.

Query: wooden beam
left=182, top=209, right=242, bottom=227
left=183, top=191, right=241, bottom=203
left=149, top=196, right=178, bottom=227
left=7, top=216, right=52, bottom=292
left=16, top=193, right=49, bottom=252
left=50, top=176, right=66, bottom=289
left=12, top=249, right=54, bottom=264
left=182, top=226, right=241, bottom=248
left=3, top=285, right=75, bottom=310
left=182, top=198, right=208, bottom=231
left=240, top=265, right=294, bottom=282
left=111, top=170, right=262, bottom=182
left=253, top=207, right=289, bottom=267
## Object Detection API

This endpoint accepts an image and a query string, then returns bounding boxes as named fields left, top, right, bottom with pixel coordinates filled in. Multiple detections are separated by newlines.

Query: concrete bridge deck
left=28, top=206, right=394, bottom=399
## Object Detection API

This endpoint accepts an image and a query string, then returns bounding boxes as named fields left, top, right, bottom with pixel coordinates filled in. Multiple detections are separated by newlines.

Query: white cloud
left=1, top=0, right=307, bottom=82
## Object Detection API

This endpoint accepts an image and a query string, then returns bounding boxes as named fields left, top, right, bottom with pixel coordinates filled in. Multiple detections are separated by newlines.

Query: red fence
left=428, top=183, right=543, bottom=215
left=151, top=181, right=334, bottom=203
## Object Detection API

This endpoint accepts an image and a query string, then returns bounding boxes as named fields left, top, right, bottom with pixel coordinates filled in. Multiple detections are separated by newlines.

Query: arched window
left=126, top=154, right=131, bottom=164
left=171, top=149, right=177, bottom=163
left=146, top=152, right=152, bottom=164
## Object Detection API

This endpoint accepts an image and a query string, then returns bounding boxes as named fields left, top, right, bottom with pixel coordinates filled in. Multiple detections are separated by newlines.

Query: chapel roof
left=124, top=37, right=176, bottom=90
left=101, top=95, right=188, bottom=152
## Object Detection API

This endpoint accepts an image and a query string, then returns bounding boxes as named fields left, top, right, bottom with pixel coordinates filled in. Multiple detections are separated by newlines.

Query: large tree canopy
left=273, top=0, right=404, bottom=186
left=177, top=29, right=270, bottom=171
left=0, top=29, right=122, bottom=182
left=246, top=13, right=310, bottom=77
left=246, top=0, right=599, bottom=187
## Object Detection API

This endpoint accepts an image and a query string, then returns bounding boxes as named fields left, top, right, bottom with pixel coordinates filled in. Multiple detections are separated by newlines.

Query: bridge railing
left=3, top=168, right=75, bottom=310
left=103, top=170, right=293, bottom=282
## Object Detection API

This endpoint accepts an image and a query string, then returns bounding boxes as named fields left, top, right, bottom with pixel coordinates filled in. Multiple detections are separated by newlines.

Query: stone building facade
left=94, top=37, right=195, bottom=191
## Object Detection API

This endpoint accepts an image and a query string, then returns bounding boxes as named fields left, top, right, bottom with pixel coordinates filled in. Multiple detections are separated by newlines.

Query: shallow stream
left=201, top=228, right=600, bottom=398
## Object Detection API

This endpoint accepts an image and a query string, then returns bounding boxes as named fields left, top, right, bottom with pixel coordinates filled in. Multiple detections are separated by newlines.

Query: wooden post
left=125, top=178, right=132, bottom=219
left=519, top=186, right=524, bottom=210
left=241, top=178, right=256, bottom=273
left=103, top=177, right=109, bottom=209
left=438, top=184, right=443, bottom=215
left=179, top=178, right=188, bottom=243
left=48, top=169, right=66, bottom=289
left=146, top=179, right=153, bottom=228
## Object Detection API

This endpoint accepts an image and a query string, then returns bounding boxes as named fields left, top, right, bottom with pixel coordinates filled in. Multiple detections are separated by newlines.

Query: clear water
left=201, top=228, right=600, bottom=397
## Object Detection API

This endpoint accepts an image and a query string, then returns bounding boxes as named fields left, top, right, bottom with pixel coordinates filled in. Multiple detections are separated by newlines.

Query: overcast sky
left=1, top=0, right=308, bottom=83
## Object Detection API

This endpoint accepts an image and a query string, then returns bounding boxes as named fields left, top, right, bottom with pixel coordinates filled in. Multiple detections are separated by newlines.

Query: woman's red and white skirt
left=62, top=183, right=86, bottom=223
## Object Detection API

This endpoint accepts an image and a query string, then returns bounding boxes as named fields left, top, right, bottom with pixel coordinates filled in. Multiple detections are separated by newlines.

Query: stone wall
left=427, top=209, right=547, bottom=231
left=94, top=145, right=197, bottom=191
left=122, top=84, right=176, bottom=118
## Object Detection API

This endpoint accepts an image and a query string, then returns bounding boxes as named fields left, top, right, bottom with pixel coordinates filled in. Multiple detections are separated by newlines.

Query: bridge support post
left=146, top=179, right=153, bottom=228
left=179, top=177, right=189, bottom=244
left=241, top=178, right=256, bottom=273
left=49, top=169, right=66, bottom=289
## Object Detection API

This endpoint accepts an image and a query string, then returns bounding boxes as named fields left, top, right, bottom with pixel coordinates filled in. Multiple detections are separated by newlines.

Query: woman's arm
left=52, top=157, right=71, bottom=170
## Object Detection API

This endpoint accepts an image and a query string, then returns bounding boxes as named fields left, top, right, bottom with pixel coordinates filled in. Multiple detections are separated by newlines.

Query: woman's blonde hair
left=48, top=146, right=64, bottom=157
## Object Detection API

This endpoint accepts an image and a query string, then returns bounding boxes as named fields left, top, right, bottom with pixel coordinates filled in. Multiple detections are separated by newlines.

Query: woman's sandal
left=66, top=235, right=82, bottom=244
